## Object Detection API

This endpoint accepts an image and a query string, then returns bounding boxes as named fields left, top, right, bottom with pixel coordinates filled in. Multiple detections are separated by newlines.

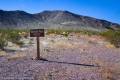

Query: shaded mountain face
left=0, top=10, right=120, bottom=31
left=0, top=10, right=39, bottom=29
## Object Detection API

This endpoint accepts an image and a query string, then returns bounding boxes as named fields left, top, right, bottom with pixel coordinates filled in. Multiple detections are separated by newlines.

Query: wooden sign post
left=30, top=29, right=44, bottom=60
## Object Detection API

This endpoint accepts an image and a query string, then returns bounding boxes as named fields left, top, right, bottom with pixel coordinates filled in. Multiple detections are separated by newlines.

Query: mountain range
left=0, top=10, right=120, bottom=31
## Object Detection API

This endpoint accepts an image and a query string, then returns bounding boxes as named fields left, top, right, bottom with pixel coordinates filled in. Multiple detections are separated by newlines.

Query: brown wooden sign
left=30, top=29, right=44, bottom=37
left=30, top=29, right=45, bottom=60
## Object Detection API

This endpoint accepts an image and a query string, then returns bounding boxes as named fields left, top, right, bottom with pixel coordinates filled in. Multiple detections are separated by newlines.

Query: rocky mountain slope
left=0, top=10, right=120, bottom=31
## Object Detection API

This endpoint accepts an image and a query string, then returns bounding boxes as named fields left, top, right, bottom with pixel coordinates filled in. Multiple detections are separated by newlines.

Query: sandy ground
left=0, top=34, right=120, bottom=80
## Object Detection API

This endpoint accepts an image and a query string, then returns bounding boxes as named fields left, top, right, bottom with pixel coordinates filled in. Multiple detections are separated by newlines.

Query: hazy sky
left=0, top=0, right=120, bottom=23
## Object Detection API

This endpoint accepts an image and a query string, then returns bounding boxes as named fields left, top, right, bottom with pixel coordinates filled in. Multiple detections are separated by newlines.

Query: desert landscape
left=0, top=0, right=120, bottom=80
left=0, top=30, right=120, bottom=80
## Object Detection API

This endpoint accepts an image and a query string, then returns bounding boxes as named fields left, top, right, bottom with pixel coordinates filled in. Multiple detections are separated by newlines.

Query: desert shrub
left=0, top=33, right=8, bottom=50
left=62, top=32, right=69, bottom=37
left=7, top=31, right=21, bottom=43
left=0, top=29, right=29, bottom=48
left=47, top=29, right=69, bottom=37
left=0, top=39, right=7, bottom=50
left=47, top=29, right=100, bottom=36
left=15, top=41, right=24, bottom=47
left=101, top=30, right=120, bottom=48
left=47, top=29, right=64, bottom=34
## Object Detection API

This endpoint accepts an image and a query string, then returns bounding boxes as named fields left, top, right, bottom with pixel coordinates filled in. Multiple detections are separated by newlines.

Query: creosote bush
left=46, top=29, right=100, bottom=36
left=0, top=29, right=29, bottom=50
left=0, top=34, right=8, bottom=50
left=101, top=30, right=120, bottom=48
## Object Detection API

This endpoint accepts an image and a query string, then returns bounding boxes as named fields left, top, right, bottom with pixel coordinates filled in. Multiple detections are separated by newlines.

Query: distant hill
left=0, top=10, right=120, bottom=31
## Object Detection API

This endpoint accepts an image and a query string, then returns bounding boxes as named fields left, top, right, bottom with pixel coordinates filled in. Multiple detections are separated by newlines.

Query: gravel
left=0, top=34, right=120, bottom=80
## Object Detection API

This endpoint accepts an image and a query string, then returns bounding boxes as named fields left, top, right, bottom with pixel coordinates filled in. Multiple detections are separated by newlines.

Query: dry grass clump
left=105, top=43, right=115, bottom=48
left=0, top=50, right=7, bottom=56
left=53, top=41, right=74, bottom=48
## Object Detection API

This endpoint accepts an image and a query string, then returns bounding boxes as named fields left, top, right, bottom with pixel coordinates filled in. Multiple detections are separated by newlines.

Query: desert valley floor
left=0, top=33, right=120, bottom=80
